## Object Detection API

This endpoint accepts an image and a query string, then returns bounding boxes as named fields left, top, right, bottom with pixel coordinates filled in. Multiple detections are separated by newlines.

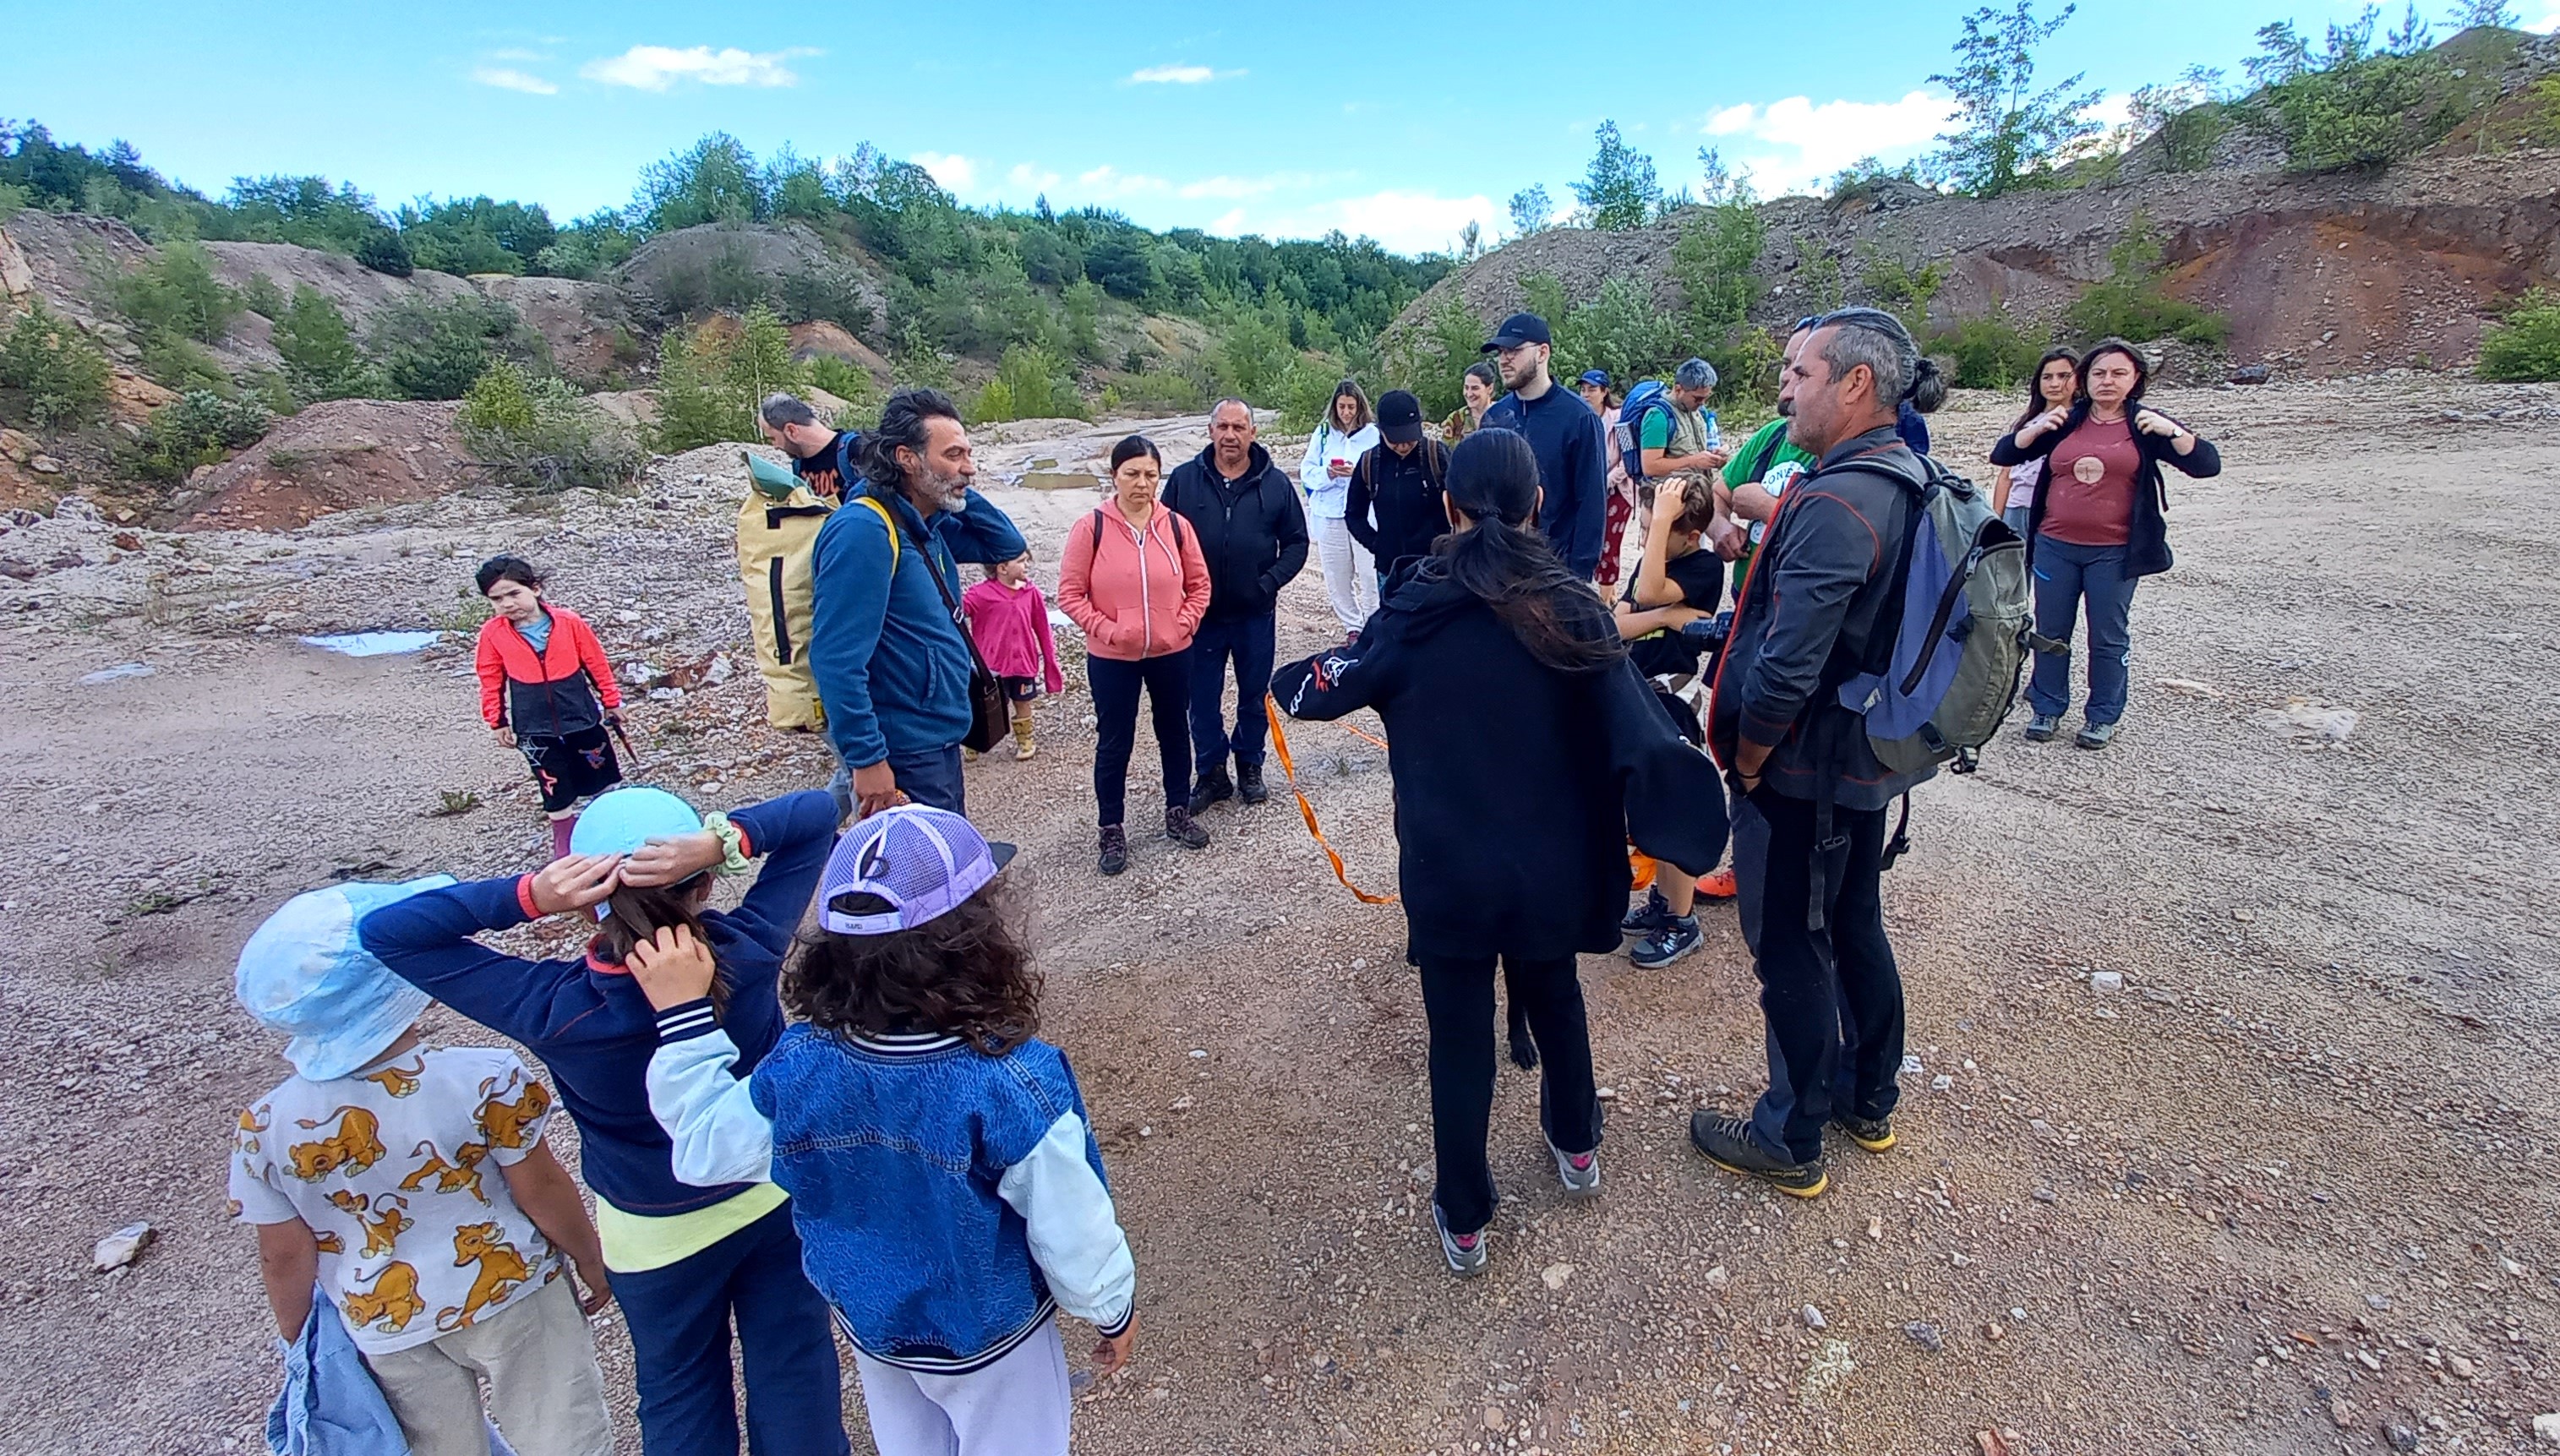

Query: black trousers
left=1089, top=651, right=1193, bottom=828
left=1416, top=952, right=1600, bottom=1235
left=1739, top=792, right=1906, bottom=1163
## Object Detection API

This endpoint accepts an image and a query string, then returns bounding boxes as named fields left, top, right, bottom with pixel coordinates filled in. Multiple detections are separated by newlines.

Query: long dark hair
left=860, top=387, right=963, bottom=494
left=2077, top=337, right=2151, bottom=408
left=787, top=887, right=1041, bottom=1055
left=1428, top=430, right=1624, bottom=673
left=2011, top=347, right=2081, bottom=433
left=596, top=875, right=728, bottom=1017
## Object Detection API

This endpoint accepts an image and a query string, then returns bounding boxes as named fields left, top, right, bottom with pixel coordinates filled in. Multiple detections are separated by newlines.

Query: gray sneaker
left=1548, top=1140, right=1602, bottom=1199
left=1432, top=1202, right=1488, bottom=1278
left=2075, top=720, right=2121, bottom=750
left=2022, top=713, right=2061, bottom=742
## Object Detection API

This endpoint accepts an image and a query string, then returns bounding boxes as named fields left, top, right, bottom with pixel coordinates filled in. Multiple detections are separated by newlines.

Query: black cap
left=1375, top=390, right=1424, bottom=444
left=1482, top=313, right=1551, bottom=352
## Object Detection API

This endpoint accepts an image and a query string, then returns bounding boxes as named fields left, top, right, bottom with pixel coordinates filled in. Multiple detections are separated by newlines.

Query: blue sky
left=4, top=0, right=2535, bottom=254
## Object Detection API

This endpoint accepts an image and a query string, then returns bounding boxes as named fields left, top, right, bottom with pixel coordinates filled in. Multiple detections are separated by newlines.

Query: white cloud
left=489, top=46, right=548, bottom=62
left=2528, top=0, right=2560, bottom=31
left=1077, top=166, right=1171, bottom=197
left=1007, top=163, right=1062, bottom=193
left=914, top=153, right=978, bottom=192
left=1176, top=172, right=1313, bottom=199
left=2088, top=91, right=2136, bottom=132
left=1700, top=90, right=1957, bottom=194
left=1127, top=63, right=1241, bottom=85
left=580, top=45, right=813, bottom=91
left=472, top=67, right=558, bottom=95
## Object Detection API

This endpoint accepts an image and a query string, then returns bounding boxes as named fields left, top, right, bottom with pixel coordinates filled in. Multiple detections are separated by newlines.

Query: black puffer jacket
left=1271, top=564, right=1726, bottom=964
left=1988, top=400, right=2222, bottom=577
left=1162, top=442, right=1311, bottom=621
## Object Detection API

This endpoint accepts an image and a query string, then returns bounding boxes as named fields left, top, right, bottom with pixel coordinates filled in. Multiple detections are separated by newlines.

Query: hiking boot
left=1629, top=914, right=1702, bottom=969
left=1188, top=765, right=1234, bottom=814
left=2022, top=713, right=2061, bottom=743
left=1619, top=888, right=1673, bottom=941
left=1689, top=1111, right=1828, bottom=1198
left=1165, top=804, right=1209, bottom=850
left=1012, top=722, right=1037, bottom=761
left=1097, top=826, right=1129, bottom=877
left=1695, top=867, right=1739, bottom=902
left=1432, top=1203, right=1488, bottom=1278
left=1829, top=1113, right=1897, bottom=1153
left=2075, top=720, right=2120, bottom=750
left=1236, top=759, right=1270, bottom=805
left=1548, top=1140, right=1602, bottom=1200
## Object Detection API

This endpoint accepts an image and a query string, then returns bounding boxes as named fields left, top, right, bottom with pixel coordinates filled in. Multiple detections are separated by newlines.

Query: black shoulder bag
left=882, top=491, right=1008, bottom=755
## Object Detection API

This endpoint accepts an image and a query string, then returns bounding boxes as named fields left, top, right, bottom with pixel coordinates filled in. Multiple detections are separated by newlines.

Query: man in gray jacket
left=1695, top=308, right=1938, bottom=1198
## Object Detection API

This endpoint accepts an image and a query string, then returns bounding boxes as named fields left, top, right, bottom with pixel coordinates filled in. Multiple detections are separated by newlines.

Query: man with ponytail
left=1695, top=308, right=1944, bottom=1201
left=1273, top=430, right=1724, bottom=1279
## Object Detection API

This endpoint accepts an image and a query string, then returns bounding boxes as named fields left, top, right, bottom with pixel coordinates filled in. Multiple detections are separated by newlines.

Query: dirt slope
left=2, top=384, right=2554, bottom=1455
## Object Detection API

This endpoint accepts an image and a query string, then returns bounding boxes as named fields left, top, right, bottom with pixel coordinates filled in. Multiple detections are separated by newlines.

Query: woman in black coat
left=1988, top=336, right=2221, bottom=750
left=1271, top=429, right=1724, bottom=1279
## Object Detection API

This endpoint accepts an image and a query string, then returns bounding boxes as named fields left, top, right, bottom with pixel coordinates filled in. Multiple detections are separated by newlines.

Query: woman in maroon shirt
left=1990, top=338, right=2220, bottom=750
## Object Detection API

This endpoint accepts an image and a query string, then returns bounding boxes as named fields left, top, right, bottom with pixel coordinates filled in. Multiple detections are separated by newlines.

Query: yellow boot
left=1013, top=717, right=1037, bottom=761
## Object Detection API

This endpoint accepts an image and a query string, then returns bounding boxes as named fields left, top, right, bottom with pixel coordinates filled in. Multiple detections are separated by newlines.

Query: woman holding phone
left=1990, top=338, right=2221, bottom=750
left=1302, top=379, right=1381, bottom=639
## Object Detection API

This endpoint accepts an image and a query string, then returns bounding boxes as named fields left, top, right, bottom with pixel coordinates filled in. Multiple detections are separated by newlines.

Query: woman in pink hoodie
left=961, top=552, right=1066, bottom=761
left=1059, top=435, right=1215, bottom=875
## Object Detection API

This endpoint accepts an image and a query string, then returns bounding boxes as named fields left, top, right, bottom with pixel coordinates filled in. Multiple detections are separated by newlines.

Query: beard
left=919, top=463, right=974, bottom=511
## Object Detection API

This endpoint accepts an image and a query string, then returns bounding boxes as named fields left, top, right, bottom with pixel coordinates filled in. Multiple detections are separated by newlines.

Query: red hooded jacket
left=474, top=606, right=623, bottom=739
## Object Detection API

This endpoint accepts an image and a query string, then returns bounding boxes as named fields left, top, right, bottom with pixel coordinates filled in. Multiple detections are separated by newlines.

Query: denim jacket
left=646, top=1005, right=1135, bottom=1374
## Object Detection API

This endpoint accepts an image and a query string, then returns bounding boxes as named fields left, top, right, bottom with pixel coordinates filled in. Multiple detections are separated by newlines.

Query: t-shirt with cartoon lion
left=229, top=1044, right=564, bottom=1355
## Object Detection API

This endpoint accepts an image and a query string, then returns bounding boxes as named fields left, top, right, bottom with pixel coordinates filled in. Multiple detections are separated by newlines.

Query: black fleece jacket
left=1162, top=442, right=1311, bottom=621
left=1344, top=439, right=1449, bottom=579
left=1988, top=400, right=2221, bottom=578
left=1271, top=564, right=1725, bottom=963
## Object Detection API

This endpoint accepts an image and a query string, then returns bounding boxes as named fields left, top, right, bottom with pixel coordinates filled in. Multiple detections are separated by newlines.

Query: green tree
left=1859, top=248, right=1951, bottom=336
left=374, top=294, right=527, bottom=401
left=1507, top=185, right=1553, bottom=238
left=1668, top=200, right=1765, bottom=343
left=1928, top=3, right=2104, bottom=197
left=653, top=306, right=811, bottom=450
left=2244, top=8, right=2458, bottom=172
left=271, top=285, right=367, bottom=401
left=2446, top=0, right=2517, bottom=25
left=2476, top=289, right=2560, bottom=380
left=459, top=360, right=641, bottom=490
left=1570, top=123, right=1662, bottom=232
left=113, top=239, right=240, bottom=344
left=135, top=389, right=270, bottom=480
left=637, top=133, right=766, bottom=231
left=1062, top=278, right=1104, bottom=363
left=2062, top=215, right=2229, bottom=346
left=0, top=302, right=112, bottom=428
left=972, top=344, right=1085, bottom=423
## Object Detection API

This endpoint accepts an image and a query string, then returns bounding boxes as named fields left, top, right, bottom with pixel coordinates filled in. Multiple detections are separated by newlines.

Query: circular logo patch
left=2072, top=455, right=2106, bottom=484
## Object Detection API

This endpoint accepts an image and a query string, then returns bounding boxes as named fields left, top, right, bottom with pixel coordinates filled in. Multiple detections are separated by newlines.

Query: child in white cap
left=625, top=805, right=1138, bottom=1456
left=229, top=879, right=614, bottom=1456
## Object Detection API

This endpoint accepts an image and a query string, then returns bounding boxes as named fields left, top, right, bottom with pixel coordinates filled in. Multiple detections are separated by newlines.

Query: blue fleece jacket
left=1482, top=384, right=1609, bottom=578
left=357, top=790, right=838, bottom=1217
left=808, top=487, right=1027, bottom=770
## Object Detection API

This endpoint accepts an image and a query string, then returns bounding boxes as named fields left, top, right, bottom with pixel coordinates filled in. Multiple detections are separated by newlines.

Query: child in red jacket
left=472, top=556, right=625, bottom=859
left=960, top=551, right=1063, bottom=761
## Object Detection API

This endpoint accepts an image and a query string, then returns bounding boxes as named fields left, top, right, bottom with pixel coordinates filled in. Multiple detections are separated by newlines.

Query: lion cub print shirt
left=230, top=1045, right=564, bottom=1355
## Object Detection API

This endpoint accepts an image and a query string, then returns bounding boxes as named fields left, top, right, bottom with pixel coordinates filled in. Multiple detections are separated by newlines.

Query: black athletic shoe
left=1689, top=1111, right=1828, bottom=1197
left=1829, top=1113, right=1897, bottom=1153
left=1629, top=915, right=1702, bottom=969
left=1619, top=888, right=1674, bottom=941
left=1236, top=759, right=1270, bottom=805
left=1188, top=766, right=1234, bottom=814
left=1097, top=826, right=1128, bottom=877
left=1165, top=804, right=1209, bottom=850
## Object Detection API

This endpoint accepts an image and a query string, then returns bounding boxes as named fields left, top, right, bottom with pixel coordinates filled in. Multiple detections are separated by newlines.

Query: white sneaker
left=1549, top=1140, right=1602, bottom=1199
left=1433, top=1202, right=1488, bottom=1278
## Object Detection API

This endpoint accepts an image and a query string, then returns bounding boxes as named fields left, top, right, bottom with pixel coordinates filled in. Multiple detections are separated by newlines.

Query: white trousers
left=1313, top=515, right=1377, bottom=634
left=854, top=1317, right=1073, bottom=1456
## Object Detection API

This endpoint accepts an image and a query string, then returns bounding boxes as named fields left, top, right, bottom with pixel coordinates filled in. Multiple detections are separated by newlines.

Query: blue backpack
left=1612, top=381, right=1672, bottom=481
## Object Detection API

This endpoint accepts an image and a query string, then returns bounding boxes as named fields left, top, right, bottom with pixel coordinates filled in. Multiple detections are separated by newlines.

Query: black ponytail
left=1906, top=356, right=1948, bottom=414
left=1429, top=430, right=1625, bottom=675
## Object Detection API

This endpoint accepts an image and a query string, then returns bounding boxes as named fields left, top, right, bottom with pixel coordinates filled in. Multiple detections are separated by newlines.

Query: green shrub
left=355, top=229, right=413, bottom=277
left=0, top=181, right=26, bottom=223
left=1100, top=368, right=1206, bottom=416
left=0, top=303, right=113, bottom=427
left=2062, top=217, right=2229, bottom=348
left=2241, top=15, right=2462, bottom=172
left=374, top=294, right=529, bottom=401
left=2476, top=289, right=2560, bottom=381
left=778, top=266, right=875, bottom=335
left=654, top=306, right=811, bottom=451
left=113, top=239, right=240, bottom=345
left=141, top=334, right=233, bottom=393
left=238, top=272, right=287, bottom=320
left=1669, top=201, right=1765, bottom=341
left=1859, top=248, right=1950, bottom=338
left=272, top=286, right=370, bottom=401
left=1931, top=317, right=2050, bottom=389
left=971, top=344, right=1084, bottom=424
left=458, top=361, right=641, bottom=491
left=137, top=388, right=270, bottom=479
left=806, top=355, right=881, bottom=417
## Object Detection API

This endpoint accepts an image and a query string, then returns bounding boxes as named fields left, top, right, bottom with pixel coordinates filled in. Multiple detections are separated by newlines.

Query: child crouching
left=229, top=880, right=614, bottom=1456
left=627, top=806, right=1135, bottom=1455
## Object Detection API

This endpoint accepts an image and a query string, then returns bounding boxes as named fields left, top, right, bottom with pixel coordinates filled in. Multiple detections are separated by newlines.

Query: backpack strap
left=1744, top=423, right=1788, bottom=484
left=854, top=495, right=903, bottom=571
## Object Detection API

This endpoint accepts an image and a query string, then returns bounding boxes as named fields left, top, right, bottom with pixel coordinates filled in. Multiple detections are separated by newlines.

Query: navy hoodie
left=1482, top=384, right=1609, bottom=578
left=359, top=789, right=837, bottom=1216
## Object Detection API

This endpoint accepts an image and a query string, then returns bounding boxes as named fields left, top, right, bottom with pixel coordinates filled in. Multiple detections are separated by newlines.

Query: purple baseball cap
left=820, top=804, right=1018, bottom=935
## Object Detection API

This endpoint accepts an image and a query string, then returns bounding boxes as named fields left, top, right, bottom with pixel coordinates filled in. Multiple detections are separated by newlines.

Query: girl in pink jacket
left=1058, top=435, right=1214, bottom=875
left=962, top=552, right=1067, bottom=761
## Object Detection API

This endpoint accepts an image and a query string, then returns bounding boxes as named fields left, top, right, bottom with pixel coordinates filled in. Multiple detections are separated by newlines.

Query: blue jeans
left=1089, top=651, right=1193, bottom=828
left=2001, top=504, right=2032, bottom=538
left=827, top=742, right=966, bottom=820
left=1189, top=610, right=1276, bottom=774
left=2028, top=536, right=2137, bottom=726
left=614, top=1202, right=849, bottom=1456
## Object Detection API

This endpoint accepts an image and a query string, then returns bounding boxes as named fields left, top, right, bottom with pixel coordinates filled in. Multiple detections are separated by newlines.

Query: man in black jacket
left=1344, top=389, right=1449, bottom=584
left=1163, top=398, right=1311, bottom=810
left=1695, top=307, right=1940, bottom=1201
left=1479, top=313, right=1609, bottom=580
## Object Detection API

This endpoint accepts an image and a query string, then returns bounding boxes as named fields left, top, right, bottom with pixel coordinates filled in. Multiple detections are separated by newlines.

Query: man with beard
left=808, top=388, right=1027, bottom=818
left=1162, top=398, right=1311, bottom=813
left=759, top=392, right=858, bottom=499
left=1478, top=314, right=1609, bottom=581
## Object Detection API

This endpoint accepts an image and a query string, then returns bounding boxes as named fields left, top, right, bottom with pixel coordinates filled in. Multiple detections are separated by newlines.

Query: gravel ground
left=1, top=378, right=2554, bottom=1456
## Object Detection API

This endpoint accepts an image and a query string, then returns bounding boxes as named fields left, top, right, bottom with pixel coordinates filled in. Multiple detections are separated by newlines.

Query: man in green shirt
left=1715, top=319, right=1822, bottom=593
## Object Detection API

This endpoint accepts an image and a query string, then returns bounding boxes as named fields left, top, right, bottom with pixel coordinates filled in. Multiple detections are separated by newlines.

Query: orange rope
left=1263, top=693, right=1398, bottom=905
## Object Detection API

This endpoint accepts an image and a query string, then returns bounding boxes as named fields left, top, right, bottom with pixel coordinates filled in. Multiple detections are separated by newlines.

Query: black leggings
left=1089, top=651, right=1193, bottom=828
left=1415, top=952, right=1600, bottom=1235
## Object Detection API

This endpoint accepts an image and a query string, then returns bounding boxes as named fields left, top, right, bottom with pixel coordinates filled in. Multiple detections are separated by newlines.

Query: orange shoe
left=1697, top=867, right=1739, bottom=901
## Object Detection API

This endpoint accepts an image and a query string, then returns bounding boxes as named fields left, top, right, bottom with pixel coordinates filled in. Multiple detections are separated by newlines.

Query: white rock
left=705, top=652, right=734, bottom=684
left=2089, top=970, right=2124, bottom=995
left=1703, top=1264, right=1730, bottom=1290
left=1801, top=1304, right=1826, bottom=1329
left=1931, top=1074, right=1954, bottom=1091
left=1541, top=1262, right=1575, bottom=1291
left=1900, top=1054, right=1924, bottom=1076
left=92, top=1221, right=153, bottom=1273
left=2530, top=1412, right=2560, bottom=1443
